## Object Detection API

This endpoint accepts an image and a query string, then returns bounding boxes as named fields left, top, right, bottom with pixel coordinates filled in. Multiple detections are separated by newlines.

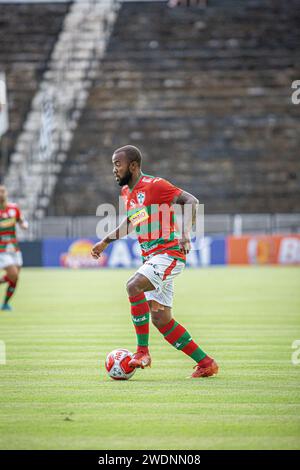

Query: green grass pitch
left=0, top=267, right=299, bottom=450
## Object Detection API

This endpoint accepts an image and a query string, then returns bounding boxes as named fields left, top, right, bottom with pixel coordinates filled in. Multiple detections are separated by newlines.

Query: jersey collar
left=128, top=172, right=144, bottom=193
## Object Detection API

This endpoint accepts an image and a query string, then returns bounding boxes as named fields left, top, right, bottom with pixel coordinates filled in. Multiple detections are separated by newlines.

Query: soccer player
left=91, top=145, right=218, bottom=378
left=0, top=185, right=28, bottom=311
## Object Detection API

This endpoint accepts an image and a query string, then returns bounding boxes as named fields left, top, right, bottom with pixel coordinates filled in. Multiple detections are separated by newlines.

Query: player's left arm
left=172, top=190, right=199, bottom=254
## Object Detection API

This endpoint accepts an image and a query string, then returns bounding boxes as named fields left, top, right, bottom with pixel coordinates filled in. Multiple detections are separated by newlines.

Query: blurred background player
left=91, top=145, right=219, bottom=379
left=0, top=184, right=28, bottom=311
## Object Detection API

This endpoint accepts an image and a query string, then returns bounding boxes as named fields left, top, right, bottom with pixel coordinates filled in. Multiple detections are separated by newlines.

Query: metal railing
left=16, top=213, right=300, bottom=240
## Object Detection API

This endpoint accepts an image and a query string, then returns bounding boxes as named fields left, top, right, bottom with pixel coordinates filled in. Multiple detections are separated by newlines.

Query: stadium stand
left=3, top=0, right=119, bottom=220
left=0, top=1, right=71, bottom=173
left=48, top=0, right=300, bottom=216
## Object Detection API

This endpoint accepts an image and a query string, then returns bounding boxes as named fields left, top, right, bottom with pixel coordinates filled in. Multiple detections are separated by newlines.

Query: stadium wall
left=19, top=242, right=43, bottom=267
left=19, top=235, right=300, bottom=267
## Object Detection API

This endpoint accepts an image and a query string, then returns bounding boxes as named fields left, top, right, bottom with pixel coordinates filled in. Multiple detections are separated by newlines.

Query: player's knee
left=7, top=273, right=18, bottom=284
left=126, top=277, right=143, bottom=297
left=151, top=312, right=169, bottom=329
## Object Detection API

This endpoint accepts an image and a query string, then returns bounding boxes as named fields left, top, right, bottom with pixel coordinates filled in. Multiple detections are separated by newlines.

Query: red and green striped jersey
left=121, top=174, right=185, bottom=263
left=0, top=203, right=22, bottom=253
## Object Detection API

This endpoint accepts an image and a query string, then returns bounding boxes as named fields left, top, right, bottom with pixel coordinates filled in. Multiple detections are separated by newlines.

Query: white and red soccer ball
left=105, top=348, right=136, bottom=380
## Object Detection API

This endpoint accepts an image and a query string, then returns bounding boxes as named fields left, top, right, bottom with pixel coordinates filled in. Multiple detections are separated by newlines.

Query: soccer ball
left=105, top=348, right=136, bottom=380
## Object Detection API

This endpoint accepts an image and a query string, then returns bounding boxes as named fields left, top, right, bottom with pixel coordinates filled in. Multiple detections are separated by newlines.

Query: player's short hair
left=114, top=145, right=142, bottom=167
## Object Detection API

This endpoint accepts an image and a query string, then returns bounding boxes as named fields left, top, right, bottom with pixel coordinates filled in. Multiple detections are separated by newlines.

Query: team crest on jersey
left=137, top=191, right=146, bottom=206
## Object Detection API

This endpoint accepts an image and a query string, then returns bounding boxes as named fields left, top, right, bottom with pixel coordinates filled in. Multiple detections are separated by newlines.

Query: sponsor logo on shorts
left=147, top=262, right=161, bottom=278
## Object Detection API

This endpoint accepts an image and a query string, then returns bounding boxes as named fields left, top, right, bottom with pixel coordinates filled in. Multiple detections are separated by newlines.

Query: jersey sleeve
left=15, top=205, right=22, bottom=221
left=151, top=178, right=183, bottom=205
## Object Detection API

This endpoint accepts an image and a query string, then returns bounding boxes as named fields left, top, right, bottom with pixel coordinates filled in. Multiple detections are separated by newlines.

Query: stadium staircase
left=49, top=0, right=300, bottom=215
left=3, top=0, right=119, bottom=219
left=0, top=1, right=70, bottom=175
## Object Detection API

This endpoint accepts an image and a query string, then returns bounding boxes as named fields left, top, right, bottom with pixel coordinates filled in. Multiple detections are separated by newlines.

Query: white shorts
left=136, top=253, right=185, bottom=307
left=0, top=251, right=23, bottom=269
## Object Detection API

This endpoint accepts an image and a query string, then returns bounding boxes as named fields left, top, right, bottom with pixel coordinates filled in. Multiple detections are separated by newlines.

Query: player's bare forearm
left=174, top=190, right=199, bottom=234
left=173, top=190, right=199, bottom=254
left=105, top=217, right=134, bottom=243
left=91, top=218, right=133, bottom=259
left=18, top=218, right=29, bottom=230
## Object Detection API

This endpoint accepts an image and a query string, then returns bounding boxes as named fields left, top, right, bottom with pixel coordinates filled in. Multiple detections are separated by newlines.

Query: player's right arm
left=91, top=217, right=133, bottom=259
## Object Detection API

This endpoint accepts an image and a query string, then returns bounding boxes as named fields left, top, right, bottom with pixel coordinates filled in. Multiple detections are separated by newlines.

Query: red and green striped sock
left=129, top=292, right=150, bottom=352
left=158, top=318, right=207, bottom=363
left=3, top=277, right=17, bottom=305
